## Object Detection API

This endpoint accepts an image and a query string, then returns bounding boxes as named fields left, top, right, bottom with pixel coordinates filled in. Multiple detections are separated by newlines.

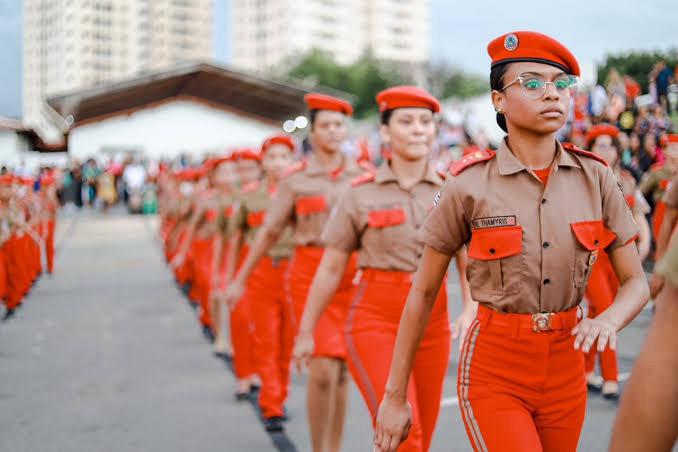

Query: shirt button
left=543, top=278, right=551, bottom=285
left=543, top=242, right=550, bottom=249
left=541, top=198, right=547, bottom=205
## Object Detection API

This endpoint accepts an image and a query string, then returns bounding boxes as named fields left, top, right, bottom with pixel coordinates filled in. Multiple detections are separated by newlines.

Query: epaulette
left=448, top=150, right=496, bottom=176
left=357, top=159, right=377, bottom=173
left=351, top=171, right=376, bottom=187
left=241, top=180, right=260, bottom=193
left=562, top=142, right=608, bottom=166
left=283, top=160, right=307, bottom=178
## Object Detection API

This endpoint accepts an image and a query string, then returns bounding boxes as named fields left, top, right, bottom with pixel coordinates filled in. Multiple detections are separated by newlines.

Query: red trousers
left=584, top=252, right=619, bottom=381
left=287, top=246, right=356, bottom=359
left=46, top=220, right=55, bottom=274
left=4, top=235, right=28, bottom=309
left=248, top=256, right=293, bottom=417
left=230, top=246, right=257, bottom=379
left=458, top=305, right=586, bottom=452
left=187, top=237, right=215, bottom=327
left=652, top=201, right=666, bottom=240
left=345, top=269, right=450, bottom=452
left=0, top=247, right=7, bottom=301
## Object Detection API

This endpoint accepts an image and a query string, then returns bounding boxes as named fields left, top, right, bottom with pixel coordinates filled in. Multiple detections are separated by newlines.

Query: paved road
left=0, top=211, right=656, bottom=451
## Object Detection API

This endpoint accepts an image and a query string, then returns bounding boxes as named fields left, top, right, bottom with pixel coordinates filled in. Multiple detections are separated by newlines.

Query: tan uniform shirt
left=420, top=139, right=638, bottom=314
left=618, top=168, right=650, bottom=216
left=264, top=153, right=364, bottom=247
left=640, top=166, right=675, bottom=204
left=661, top=173, right=678, bottom=208
left=322, top=162, right=445, bottom=272
left=231, top=179, right=293, bottom=259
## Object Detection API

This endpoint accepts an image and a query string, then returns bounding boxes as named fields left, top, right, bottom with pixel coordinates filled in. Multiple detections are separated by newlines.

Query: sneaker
left=602, top=381, right=619, bottom=400
left=264, top=416, right=285, bottom=432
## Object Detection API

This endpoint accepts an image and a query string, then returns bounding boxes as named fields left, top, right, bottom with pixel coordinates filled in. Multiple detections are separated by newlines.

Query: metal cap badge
left=504, top=33, right=519, bottom=51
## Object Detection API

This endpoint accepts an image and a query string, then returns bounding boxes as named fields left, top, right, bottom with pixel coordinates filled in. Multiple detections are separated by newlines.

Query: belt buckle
left=532, top=312, right=553, bottom=332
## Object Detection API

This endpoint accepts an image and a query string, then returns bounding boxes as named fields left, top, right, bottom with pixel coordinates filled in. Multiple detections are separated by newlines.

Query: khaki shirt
left=264, top=153, right=364, bottom=247
left=618, top=168, right=650, bottom=216
left=657, top=235, right=678, bottom=287
left=322, top=162, right=445, bottom=272
left=420, top=139, right=638, bottom=314
left=661, top=173, right=678, bottom=208
left=231, top=180, right=293, bottom=259
left=640, top=166, right=675, bottom=204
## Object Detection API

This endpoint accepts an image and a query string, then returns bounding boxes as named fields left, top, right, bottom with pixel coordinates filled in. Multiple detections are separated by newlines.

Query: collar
left=305, top=152, right=357, bottom=177
left=374, top=161, right=444, bottom=186
left=497, top=138, right=581, bottom=176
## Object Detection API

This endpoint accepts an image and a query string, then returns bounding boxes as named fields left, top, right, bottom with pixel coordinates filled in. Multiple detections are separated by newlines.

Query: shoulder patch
left=562, top=142, right=608, bottom=167
left=283, top=160, right=307, bottom=178
left=351, top=171, right=376, bottom=187
left=241, top=180, right=260, bottom=193
left=448, top=149, right=496, bottom=176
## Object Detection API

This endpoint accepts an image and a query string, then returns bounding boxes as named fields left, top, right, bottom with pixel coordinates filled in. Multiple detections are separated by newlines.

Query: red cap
left=304, top=93, right=353, bottom=116
left=585, top=124, right=620, bottom=147
left=261, top=135, right=295, bottom=154
left=233, top=148, right=262, bottom=162
left=667, top=134, right=678, bottom=144
left=40, top=174, right=56, bottom=187
left=376, top=86, right=441, bottom=113
left=204, top=155, right=235, bottom=171
left=487, top=31, right=580, bottom=76
left=0, top=174, right=13, bottom=186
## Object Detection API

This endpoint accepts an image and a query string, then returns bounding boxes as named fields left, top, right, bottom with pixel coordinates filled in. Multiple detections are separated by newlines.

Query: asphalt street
left=0, top=210, right=657, bottom=451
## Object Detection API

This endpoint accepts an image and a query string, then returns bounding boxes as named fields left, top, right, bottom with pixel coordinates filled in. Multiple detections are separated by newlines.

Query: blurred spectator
left=655, top=61, right=675, bottom=114
left=61, top=161, right=83, bottom=209
left=649, top=104, right=671, bottom=136
left=633, top=105, right=651, bottom=136
left=82, top=159, right=100, bottom=207
left=97, top=169, right=117, bottom=211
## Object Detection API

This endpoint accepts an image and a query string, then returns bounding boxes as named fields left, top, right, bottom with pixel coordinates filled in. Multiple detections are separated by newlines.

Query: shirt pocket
left=367, top=208, right=406, bottom=228
left=570, top=220, right=617, bottom=287
left=247, top=211, right=265, bottom=227
left=295, top=195, right=328, bottom=216
left=467, top=225, right=524, bottom=299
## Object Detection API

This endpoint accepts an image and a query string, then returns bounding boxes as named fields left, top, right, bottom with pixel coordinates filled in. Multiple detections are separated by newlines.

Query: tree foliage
left=283, top=50, right=487, bottom=118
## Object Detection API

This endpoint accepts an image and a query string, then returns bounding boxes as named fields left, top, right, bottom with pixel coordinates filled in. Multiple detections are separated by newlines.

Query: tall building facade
left=23, top=0, right=213, bottom=142
left=231, top=0, right=430, bottom=72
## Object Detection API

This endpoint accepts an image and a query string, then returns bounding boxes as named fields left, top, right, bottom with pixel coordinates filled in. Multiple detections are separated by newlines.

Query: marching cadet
left=219, top=135, right=295, bottom=431
left=223, top=93, right=363, bottom=452
left=373, top=31, right=649, bottom=452
left=583, top=124, right=651, bottom=399
left=170, top=158, right=238, bottom=345
left=292, top=86, right=475, bottom=452
left=639, top=135, right=678, bottom=240
left=649, top=135, right=678, bottom=298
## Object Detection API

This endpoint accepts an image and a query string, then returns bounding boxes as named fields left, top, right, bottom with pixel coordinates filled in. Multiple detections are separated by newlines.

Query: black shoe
left=235, top=391, right=250, bottom=402
left=213, top=350, right=232, bottom=361
left=202, top=326, right=215, bottom=343
left=263, top=416, right=285, bottom=432
left=2, top=308, right=15, bottom=321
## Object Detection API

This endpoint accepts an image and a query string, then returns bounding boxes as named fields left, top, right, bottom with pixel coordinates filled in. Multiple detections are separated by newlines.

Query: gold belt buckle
left=532, top=312, right=553, bottom=332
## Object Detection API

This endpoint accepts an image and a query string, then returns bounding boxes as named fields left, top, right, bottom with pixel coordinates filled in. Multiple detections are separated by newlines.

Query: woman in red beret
left=583, top=124, right=650, bottom=399
left=217, top=136, right=296, bottom=430
left=293, top=86, right=475, bottom=452
left=374, top=31, right=649, bottom=452
left=223, top=93, right=363, bottom=449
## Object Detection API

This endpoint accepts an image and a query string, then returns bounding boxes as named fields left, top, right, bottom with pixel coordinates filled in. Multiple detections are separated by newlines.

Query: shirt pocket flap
left=224, top=206, right=234, bottom=218
left=571, top=220, right=616, bottom=251
left=295, top=195, right=328, bottom=216
left=367, top=208, right=406, bottom=228
left=247, top=211, right=265, bottom=227
left=205, top=208, right=217, bottom=222
left=468, top=225, right=522, bottom=260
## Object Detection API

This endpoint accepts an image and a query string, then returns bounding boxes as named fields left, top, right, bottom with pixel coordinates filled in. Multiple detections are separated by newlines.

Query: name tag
left=472, top=216, right=517, bottom=229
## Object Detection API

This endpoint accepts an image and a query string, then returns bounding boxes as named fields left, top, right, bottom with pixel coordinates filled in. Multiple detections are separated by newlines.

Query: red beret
left=261, top=135, right=295, bottom=154
left=304, top=93, right=353, bottom=116
left=0, top=174, right=13, bottom=186
left=585, top=124, right=620, bottom=147
left=233, top=148, right=262, bottom=162
left=667, top=134, right=678, bottom=144
left=40, top=174, right=56, bottom=187
left=487, top=31, right=580, bottom=76
left=376, top=86, right=441, bottom=113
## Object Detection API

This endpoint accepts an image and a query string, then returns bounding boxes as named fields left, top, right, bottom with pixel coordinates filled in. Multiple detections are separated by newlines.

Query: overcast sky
left=1, top=0, right=676, bottom=118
